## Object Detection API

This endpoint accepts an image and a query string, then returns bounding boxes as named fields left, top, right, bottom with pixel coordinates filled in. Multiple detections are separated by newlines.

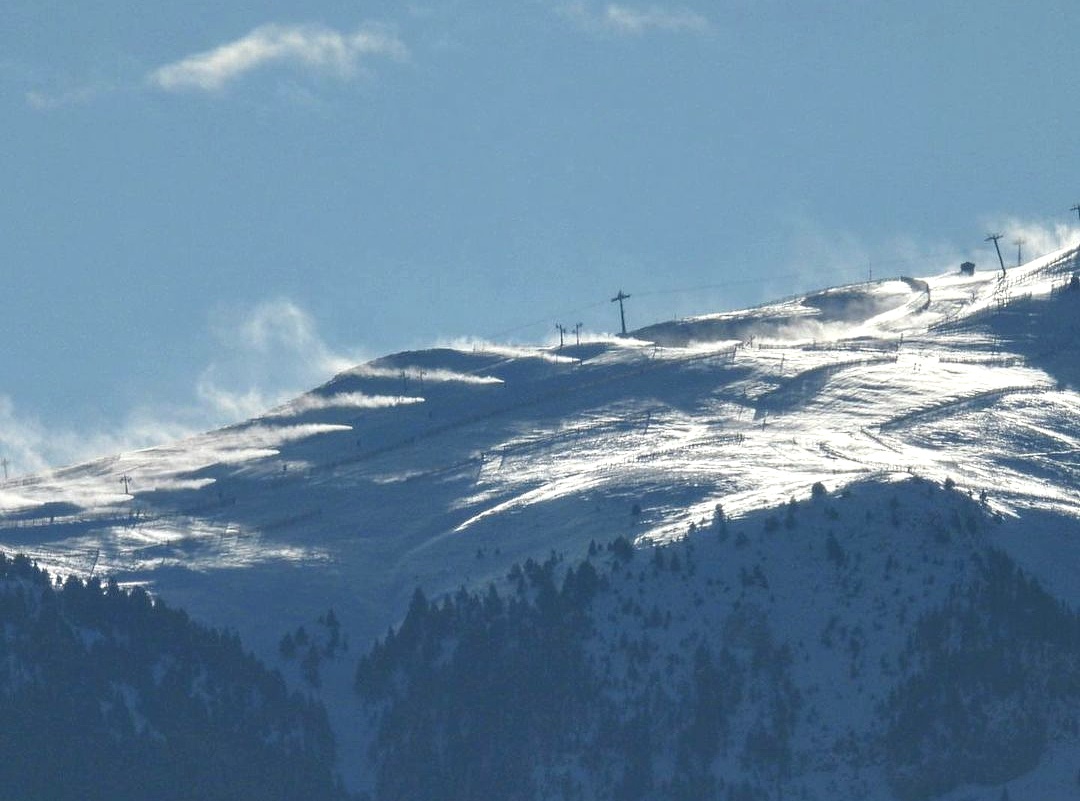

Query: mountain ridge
left=2, top=245, right=1080, bottom=796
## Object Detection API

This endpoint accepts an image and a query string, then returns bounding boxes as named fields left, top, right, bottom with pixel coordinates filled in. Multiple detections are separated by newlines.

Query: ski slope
left=1, top=244, right=1079, bottom=661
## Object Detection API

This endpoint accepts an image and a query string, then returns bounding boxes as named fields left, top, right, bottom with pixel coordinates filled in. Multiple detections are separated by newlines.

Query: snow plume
left=782, top=219, right=876, bottom=297
left=433, top=337, right=579, bottom=364
left=267, top=392, right=424, bottom=417
left=149, top=22, right=407, bottom=92
left=559, top=3, right=710, bottom=35
left=233, top=298, right=359, bottom=375
left=198, top=298, right=367, bottom=422
left=0, top=395, right=62, bottom=477
left=0, top=299, right=367, bottom=476
left=0, top=395, right=200, bottom=478
left=780, top=218, right=976, bottom=300
left=982, top=217, right=1080, bottom=264
left=346, top=364, right=503, bottom=385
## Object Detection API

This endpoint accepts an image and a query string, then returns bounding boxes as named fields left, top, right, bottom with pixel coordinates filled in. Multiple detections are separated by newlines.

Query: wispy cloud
left=149, top=22, right=408, bottom=92
left=25, top=82, right=114, bottom=110
left=559, top=3, right=710, bottom=35
left=0, top=300, right=367, bottom=477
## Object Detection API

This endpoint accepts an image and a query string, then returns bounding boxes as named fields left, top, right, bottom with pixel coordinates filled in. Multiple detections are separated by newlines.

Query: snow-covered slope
left=2, top=247, right=1079, bottom=648
left=347, top=477, right=1080, bottom=801
left=2, top=245, right=1080, bottom=795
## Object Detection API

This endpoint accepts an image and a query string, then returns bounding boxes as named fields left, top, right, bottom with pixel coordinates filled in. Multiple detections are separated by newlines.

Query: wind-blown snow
left=4, top=245, right=1079, bottom=612
left=2, top=244, right=1079, bottom=791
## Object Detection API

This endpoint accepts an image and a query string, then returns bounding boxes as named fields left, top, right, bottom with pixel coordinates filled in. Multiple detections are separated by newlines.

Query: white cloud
left=149, top=22, right=408, bottom=92
left=25, top=83, right=113, bottom=110
left=602, top=4, right=710, bottom=34
left=560, top=3, right=710, bottom=35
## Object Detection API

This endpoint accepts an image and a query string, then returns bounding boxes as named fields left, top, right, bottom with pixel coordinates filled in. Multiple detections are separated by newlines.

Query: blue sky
left=3, top=0, right=1080, bottom=473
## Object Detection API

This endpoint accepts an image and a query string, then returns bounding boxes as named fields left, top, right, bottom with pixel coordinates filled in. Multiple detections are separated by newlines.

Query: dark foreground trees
left=0, top=553, right=346, bottom=801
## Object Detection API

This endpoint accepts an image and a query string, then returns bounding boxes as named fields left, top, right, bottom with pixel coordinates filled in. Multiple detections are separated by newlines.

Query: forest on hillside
left=351, top=482, right=1080, bottom=801
left=0, top=553, right=348, bottom=801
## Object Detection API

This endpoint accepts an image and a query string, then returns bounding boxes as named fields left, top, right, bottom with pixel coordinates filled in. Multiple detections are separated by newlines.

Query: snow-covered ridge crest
left=1, top=241, right=1078, bottom=659
left=4, top=242, right=1080, bottom=795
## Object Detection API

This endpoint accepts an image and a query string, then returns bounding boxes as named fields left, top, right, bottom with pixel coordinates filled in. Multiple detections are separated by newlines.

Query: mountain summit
left=2, top=246, right=1080, bottom=798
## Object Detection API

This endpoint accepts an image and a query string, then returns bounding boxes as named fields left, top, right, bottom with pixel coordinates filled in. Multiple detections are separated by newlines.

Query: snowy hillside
left=0, top=554, right=344, bottom=801
left=2, top=244, right=1080, bottom=797
left=348, top=479, right=1080, bottom=801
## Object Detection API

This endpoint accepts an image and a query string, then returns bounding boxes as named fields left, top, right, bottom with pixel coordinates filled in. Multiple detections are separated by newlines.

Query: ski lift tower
left=611, top=290, right=631, bottom=337
left=555, top=323, right=567, bottom=350
left=985, top=233, right=1006, bottom=277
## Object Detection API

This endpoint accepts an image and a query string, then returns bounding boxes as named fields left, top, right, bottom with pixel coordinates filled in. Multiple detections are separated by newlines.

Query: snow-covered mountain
left=348, top=477, right=1080, bottom=801
left=3, top=244, right=1080, bottom=798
